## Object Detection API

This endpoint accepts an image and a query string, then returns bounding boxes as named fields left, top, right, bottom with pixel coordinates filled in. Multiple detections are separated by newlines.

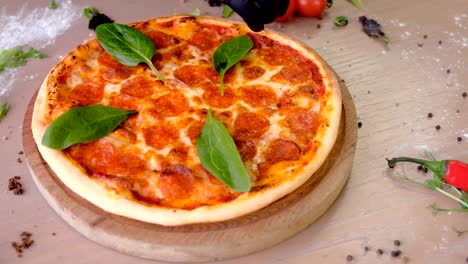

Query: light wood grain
left=22, top=81, right=356, bottom=262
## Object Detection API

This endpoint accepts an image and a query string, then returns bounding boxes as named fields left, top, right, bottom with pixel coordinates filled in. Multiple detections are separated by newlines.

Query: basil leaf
left=42, top=105, right=136, bottom=150
left=196, top=109, right=251, bottom=192
left=95, top=23, right=163, bottom=80
left=49, top=0, right=58, bottom=10
left=83, top=7, right=100, bottom=20
left=191, top=8, right=201, bottom=16
left=223, top=5, right=234, bottom=18
left=213, top=35, right=253, bottom=95
left=0, top=102, right=8, bottom=122
left=0, top=47, right=46, bottom=73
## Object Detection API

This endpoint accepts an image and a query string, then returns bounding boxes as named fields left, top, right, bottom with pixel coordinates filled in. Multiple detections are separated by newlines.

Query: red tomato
left=295, top=0, right=327, bottom=17
left=276, top=0, right=296, bottom=22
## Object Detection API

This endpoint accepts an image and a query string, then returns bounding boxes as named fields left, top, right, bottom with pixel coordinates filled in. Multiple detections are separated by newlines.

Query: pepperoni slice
left=264, top=139, right=301, bottom=164
left=111, top=128, right=137, bottom=144
left=97, top=52, right=122, bottom=68
left=68, top=82, right=104, bottom=105
left=234, top=112, right=270, bottom=138
left=187, top=27, right=220, bottom=51
left=152, top=91, right=189, bottom=117
left=187, top=121, right=204, bottom=142
left=66, top=140, right=147, bottom=176
left=285, top=107, right=317, bottom=133
left=158, top=164, right=195, bottom=200
left=258, top=47, right=294, bottom=66
left=235, top=139, right=257, bottom=161
left=240, top=85, right=277, bottom=107
left=121, top=76, right=160, bottom=98
left=174, top=65, right=217, bottom=86
left=202, top=84, right=236, bottom=108
left=273, top=62, right=312, bottom=83
left=243, top=66, right=265, bottom=80
left=146, top=30, right=180, bottom=48
left=108, top=93, right=140, bottom=111
left=143, top=122, right=179, bottom=150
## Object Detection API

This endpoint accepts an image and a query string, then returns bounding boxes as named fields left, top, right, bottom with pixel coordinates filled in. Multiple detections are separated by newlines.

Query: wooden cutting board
left=22, top=81, right=357, bottom=263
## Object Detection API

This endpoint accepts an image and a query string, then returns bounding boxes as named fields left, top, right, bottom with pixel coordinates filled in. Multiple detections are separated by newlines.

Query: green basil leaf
left=95, top=23, right=163, bottom=80
left=191, top=8, right=201, bottom=16
left=0, top=102, right=8, bottom=122
left=196, top=109, right=251, bottom=192
left=223, top=5, right=234, bottom=18
left=42, top=105, right=136, bottom=150
left=49, top=0, right=58, bottom=10
left=83, top=7, right=100, bottom=20
left=213, top=35, right=253, bottom=96
left=0, top=47, right=46, bottom=73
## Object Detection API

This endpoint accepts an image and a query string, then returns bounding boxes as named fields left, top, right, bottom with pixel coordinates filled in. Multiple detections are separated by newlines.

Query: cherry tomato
left=276, top=0, right=296, bottom=22
left=295, top=0, right=327, bottom=17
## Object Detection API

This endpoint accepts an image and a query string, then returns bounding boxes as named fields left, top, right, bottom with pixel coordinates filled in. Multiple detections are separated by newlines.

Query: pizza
left=31, top=15, right=342, bottom=226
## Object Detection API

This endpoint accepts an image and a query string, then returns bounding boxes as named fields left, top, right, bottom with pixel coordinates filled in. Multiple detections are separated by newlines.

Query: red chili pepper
left=387, top=157, right=468, bottom=192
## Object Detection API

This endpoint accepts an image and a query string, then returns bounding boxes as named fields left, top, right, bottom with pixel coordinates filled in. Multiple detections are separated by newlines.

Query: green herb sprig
left=95, top=23, right=163, bottom=80
left=191, top=8, right=201, bottom=16
left=196, top=109, right=251, bottom=192
left=213, top=35, right=253, bottom=95
left=83, top=7, right=100, bottom=20
left=0, top=102, right=8, bottom=122
left=42, top=105, right=136, bottom=149
left=349, top=0, right=364, bottom=9
left=223, top=5, right=234, bottom=18
left=0, top=47, right=46, bottom=73
left=334, top=16, right=349, bottom=27
left=49, top=0, right=58, bottom=10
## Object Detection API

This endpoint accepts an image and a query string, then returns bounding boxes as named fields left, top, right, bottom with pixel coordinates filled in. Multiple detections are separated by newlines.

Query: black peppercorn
left=346, top=255, right=353, bottom=261
left=436, top=125, right=441, bottom=130
left=391, top=250, right=401, bottom=257
left=463, top=92, right=467, bottom=98
left=377, top=249, right=384, bottom=255
left=417, top=165, right=423, bottom=171
left=457, top=137, right=463, bottom=142
left=358, top=122, right=362, bottom=128
left=394, top=240, right=401, bottom=246
left=428, top=112, right=433, bottom=118
left=423, top=167, right=429, bottom=173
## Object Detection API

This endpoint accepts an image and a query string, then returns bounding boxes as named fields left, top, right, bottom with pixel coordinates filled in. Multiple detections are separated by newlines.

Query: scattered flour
left=0, top=0, right=81, bottom=96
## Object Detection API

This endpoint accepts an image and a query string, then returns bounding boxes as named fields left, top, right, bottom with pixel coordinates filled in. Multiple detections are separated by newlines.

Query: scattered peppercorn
left=8, top=176, right=24, bottom=195
left=18, top=151, right=24, bottom=155
left=391, top=250, right=402, bottom=257
left=417, top=43, right=423, bottom=47
left=427, top=112, right=433, bottom=118
left=317, top=23, right=321, bottom=29
left=358, top=122, right=362, bottom=128
left=394, top=240, right=401, bottom=246
left=423, top=34, right=428, bottom=39
left=465, top=256, right=468, bottom=262
left=423, top=167, right=429, bottom=173
left=52, top=232, right=56, bottom=236
left=377, top=249, right=384, bottom=255
left=438, top=40, right=443, bottom=45
left=346, top=255, right=354, bottom=261
left=462, top=92, right=467, bottom=98
left=417, top=165, right=423, bottom=171
left=11, top=232, right=34, bottom=257
left=364, top=246, right=370, bottom=252
left=446, top=69, right=451, bottom=74
left=457, top=137, right=463, bottom=142
left=435, top=125, right=441, bottom=130
left=16, top=157, right=22, bottom=163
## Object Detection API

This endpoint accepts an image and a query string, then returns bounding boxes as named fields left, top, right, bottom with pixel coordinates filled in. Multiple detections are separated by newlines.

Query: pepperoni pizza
left=31, top=15, right=342, bottom=226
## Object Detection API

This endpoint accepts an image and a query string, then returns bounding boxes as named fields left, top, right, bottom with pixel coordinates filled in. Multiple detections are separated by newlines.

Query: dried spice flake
left=359, top=16, right=389, bottom=43
left=11, top=232, right=34, bottom=257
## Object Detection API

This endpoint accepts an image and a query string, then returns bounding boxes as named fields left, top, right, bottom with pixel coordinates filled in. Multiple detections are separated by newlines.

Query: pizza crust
left=31, top=15, right=342, bottom=226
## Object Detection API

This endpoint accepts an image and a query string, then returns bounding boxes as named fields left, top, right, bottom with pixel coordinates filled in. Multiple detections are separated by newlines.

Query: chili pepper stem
left=387, top=157, right=446, bottom=180
left=431, top=204, right=468, bottom=213
left=452, top=227, right=468, bottom=237
left=433, top=188, right=468, bottom=208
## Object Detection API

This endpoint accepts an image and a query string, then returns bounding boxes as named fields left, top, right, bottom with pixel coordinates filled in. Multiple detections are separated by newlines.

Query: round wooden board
left=22, top=81, right=357, bottom=263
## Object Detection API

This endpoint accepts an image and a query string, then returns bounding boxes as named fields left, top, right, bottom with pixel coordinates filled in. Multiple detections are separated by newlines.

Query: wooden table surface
left=1, top=0, right=467, bottom=263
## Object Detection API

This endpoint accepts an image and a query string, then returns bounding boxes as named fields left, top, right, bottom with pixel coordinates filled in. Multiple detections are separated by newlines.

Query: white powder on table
left=0, top=0, right=81, bottom=97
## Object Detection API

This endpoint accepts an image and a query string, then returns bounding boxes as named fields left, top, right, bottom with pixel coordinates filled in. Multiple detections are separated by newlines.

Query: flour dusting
left=0, top=0, right=81, bottom=97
